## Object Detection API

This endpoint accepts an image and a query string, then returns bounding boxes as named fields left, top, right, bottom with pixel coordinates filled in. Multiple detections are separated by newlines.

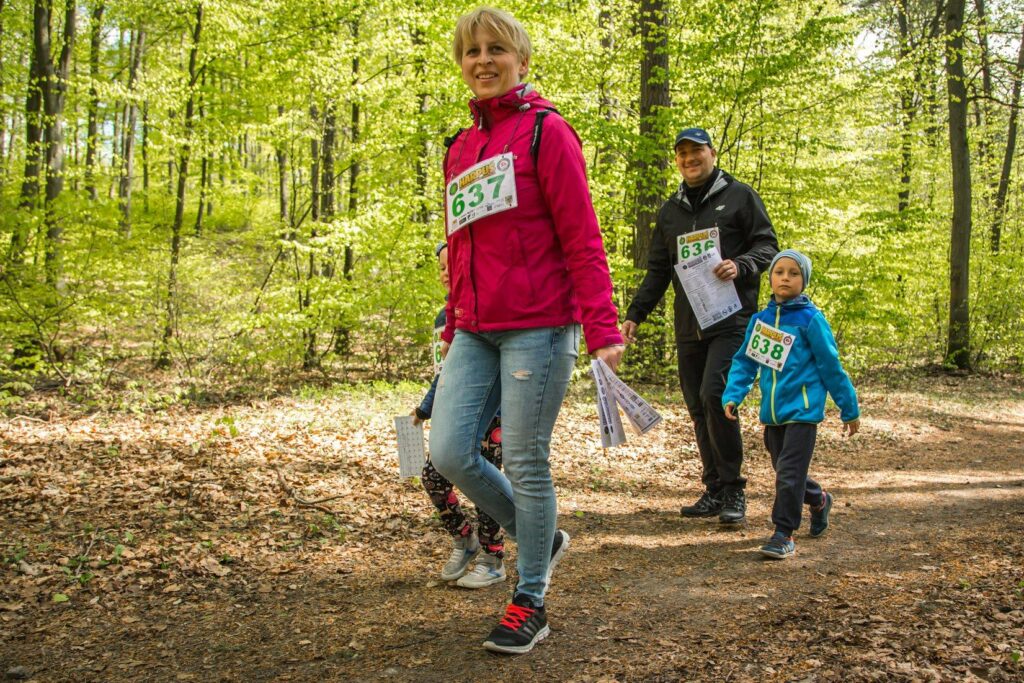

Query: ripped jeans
left=430, top=325, right=580, bottom=604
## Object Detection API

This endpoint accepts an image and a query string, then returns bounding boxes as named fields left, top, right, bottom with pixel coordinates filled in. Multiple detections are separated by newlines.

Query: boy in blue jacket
left=722, top=249, right=860, bottom=559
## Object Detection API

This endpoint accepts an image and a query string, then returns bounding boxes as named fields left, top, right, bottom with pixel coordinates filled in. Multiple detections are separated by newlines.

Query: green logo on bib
left=449, top=183, right=458, bottom=196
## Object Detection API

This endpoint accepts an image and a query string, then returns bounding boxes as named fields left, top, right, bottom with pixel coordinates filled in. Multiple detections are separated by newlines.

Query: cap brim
left=675, top=136, right=710, bottom=146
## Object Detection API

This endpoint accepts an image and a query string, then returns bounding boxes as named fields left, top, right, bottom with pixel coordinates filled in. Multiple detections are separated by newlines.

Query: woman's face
left=460, top=27, right=528, bottom=100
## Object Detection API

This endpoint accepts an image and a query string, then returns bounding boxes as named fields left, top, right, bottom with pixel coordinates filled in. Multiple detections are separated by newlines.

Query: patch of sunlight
left=840, top=471, right=1024, bottom=488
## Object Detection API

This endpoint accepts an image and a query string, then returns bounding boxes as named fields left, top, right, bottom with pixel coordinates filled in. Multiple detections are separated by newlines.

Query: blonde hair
left=451, top=7, right=532, bottom=65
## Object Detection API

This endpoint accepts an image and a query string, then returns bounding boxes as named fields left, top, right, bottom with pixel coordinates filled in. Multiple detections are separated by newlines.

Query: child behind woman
left=413, top=243, right=506, bottom=587
left=722, top=249, right=860, bottom=559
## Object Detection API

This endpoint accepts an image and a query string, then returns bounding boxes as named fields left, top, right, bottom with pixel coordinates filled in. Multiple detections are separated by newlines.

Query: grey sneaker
left=759, top=533, right=795, bottom=560
left=456, top=553, right=506, bottom=589
left=809, top=491, right=833, bottom=538
left=440, top=534, right=480, bottom=581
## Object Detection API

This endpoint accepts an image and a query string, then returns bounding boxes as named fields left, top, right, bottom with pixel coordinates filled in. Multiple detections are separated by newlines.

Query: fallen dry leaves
left=0, top=373, right=1022, bottom=682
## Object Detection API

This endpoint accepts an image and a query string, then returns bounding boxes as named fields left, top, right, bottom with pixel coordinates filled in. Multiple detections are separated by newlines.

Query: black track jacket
left=625, top=168, right=779, bottom=342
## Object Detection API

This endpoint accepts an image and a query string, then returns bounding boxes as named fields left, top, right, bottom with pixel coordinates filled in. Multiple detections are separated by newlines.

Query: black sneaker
left=680, top=490, right=723, bottom=518
left=482, top=593, right=550, bottom=654
left=718, top=489, right=746, bottom=524
left=544, top=529, right=570, bottom=584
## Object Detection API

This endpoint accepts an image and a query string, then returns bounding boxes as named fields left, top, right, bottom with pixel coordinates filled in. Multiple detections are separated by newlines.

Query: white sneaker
left=456, top=554, right=506, bottom=589
left=440, top=534, right=480, bottom=581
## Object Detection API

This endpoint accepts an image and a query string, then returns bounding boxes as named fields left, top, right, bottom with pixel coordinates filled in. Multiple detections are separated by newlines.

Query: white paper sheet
left=591, top=359, right=626, bottom=448
left=596, top=358, right=663, bottom=435
left=591, top=359, right=663, bottom=447
left=394, top=415, right=426, bottom=479
left=674, top=247, right=742, bottom=329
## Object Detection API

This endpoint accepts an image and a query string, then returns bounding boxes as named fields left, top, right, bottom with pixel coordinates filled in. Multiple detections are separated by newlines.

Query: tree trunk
left=991, top=23, right=1024, bottom=254
left=276, top=104, right=288, bottom=222
left=119, top=27, right=144, bottom=237
left=895, top=0, right=914, bottom=212
left=412, top=26, right=429, bottom=226
left=142, top=101, right=149, bottom=212
left=303, top=104, right=320, bottom=370
left=319, top=102, right=335, bottom=223
left=597, top=2, right=616, bottom=166
left=11, top=49, right=42, bottom=262
left=0, top=0, right=8, bottom=180
left=632, top=0, right=671, bottom=268
left=309, top=105, right=320, bottom=222
left=345, top=61, right=358, bottom=281
left=35, top=0, right=77, bottom=288
left=973, top=0, right=993, bottom=183
left=159, top=3, right=202, bottom=369
left=194, top=69, right=208, bottom=237
left=18, top=49, right=42, bottom=210
left=943, top=0, right=971, bottom=370
left=110, top=28, right=124, bottom=178
left=85, top=3, right=103, bottom=201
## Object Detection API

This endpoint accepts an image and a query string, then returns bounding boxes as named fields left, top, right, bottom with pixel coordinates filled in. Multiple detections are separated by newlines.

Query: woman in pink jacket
left=429, top=6, right=624, bottom=655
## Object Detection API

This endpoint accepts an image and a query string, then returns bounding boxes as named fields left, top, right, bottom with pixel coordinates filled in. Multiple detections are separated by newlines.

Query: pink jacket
left=442, top=85, right=622, bottom=354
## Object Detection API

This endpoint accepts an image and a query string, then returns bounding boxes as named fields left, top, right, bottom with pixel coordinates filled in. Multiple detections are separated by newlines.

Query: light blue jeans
left=430, top=325, right=580, bottom=604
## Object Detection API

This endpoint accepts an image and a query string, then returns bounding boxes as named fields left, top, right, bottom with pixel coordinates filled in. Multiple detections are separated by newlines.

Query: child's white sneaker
left=456, top=553, right=506, bottom=588
left=440, top=534, right=480, bottom=581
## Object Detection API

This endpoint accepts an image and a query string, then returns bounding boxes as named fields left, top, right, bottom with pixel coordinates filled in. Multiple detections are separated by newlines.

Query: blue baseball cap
left=674, top=127, right=713, bottom=149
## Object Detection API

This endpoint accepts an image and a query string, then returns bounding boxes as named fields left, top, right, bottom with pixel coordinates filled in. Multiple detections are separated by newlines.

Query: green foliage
left=0, top=0, right=1021, bottom=396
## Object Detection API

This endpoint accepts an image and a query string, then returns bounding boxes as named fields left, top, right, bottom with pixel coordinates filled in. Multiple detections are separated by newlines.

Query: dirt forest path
left=2, top=373, right=1023, bottom=682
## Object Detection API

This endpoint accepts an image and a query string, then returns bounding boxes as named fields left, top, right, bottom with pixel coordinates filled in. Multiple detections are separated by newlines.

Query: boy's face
left=770, top=257, right=803, bottom=302
left=438, top=247, right=450, bottom=293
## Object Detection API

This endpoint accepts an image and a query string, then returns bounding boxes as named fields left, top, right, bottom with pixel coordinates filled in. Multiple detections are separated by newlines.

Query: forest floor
left=1, top=371, right=1023, bottom=682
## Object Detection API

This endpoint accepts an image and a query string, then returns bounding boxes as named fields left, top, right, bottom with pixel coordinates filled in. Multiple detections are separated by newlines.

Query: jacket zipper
left=466, top=130, right=491, bottom=330
left=802, top=385, right=809, bottom=410
left=692, top=214, right=702, bottom=340
left=770, top=305, right=781, bottom=424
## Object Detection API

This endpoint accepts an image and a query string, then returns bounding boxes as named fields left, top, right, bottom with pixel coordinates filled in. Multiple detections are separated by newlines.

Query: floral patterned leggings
left=422, top=415, right=504, bottom=558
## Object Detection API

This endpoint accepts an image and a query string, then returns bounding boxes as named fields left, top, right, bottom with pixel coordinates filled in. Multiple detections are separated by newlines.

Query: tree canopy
left=1, top=0, right=1023, bottom=399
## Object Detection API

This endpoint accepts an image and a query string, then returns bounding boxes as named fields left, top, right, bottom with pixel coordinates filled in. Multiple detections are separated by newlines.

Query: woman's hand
left=842, top=418, right=860, bottom=437
left=411, top=409, right=423, bottom=426
left=592, top=344, right=625, bottom=373
left=724, top=403, right=738, bottom=421
left=440, top=341, right=450, bottom=359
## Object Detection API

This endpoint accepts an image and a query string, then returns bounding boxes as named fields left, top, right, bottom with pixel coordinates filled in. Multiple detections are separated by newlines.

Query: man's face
left=674, top=140, right=717, bottom=186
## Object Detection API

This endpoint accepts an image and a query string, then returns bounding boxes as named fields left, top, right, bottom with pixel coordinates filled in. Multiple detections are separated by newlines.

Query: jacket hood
left=468, top=84, right=554, bottom=129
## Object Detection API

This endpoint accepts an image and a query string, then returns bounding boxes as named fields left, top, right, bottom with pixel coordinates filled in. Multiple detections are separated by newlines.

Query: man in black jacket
left=621, top=127, right=779, bottom=524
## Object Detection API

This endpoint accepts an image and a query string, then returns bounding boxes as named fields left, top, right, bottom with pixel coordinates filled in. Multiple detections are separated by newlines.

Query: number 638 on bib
left=744, top=320, right=794, bottom=372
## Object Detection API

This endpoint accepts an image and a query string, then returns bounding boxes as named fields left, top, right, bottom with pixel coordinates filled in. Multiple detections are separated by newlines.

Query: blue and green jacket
left=722, top=294, right=859, bottom=425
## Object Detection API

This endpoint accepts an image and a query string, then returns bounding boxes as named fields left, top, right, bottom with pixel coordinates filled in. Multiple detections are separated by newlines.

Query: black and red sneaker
left=482, top=593, right=550, bottom=654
